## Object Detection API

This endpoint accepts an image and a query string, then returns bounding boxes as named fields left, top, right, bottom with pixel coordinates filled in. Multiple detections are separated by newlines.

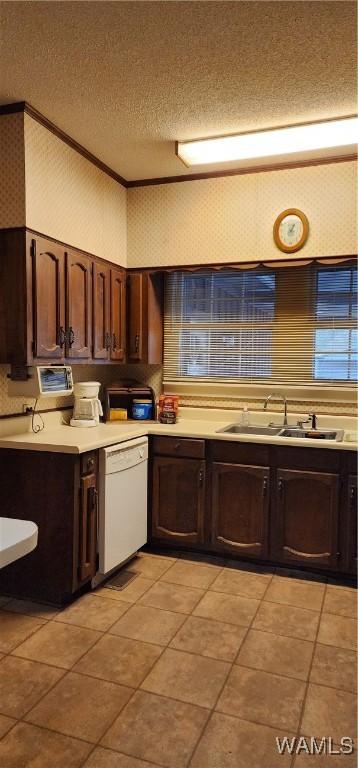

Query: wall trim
left=126, top=153, right=358, bottom=187
left=1, top=101, right=356, bottom=190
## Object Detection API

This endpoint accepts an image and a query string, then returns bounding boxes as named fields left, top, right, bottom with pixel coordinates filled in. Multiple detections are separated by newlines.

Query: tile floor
left=0, top=552, right=356, bottom=768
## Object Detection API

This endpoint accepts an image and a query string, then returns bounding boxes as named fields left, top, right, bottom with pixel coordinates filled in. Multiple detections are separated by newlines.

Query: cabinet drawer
left=209, top=440, right=269, bottom=466
left=80, top=451, right=98, bottom=476
left=152, top=436, right=205, bottom=459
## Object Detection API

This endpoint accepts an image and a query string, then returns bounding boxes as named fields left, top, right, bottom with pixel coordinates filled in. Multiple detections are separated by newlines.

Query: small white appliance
left=70, top=381, right=103, bottom=427
left=94, top=436, right=148, bottom=585
left=8, top=366, right=73, bottom=398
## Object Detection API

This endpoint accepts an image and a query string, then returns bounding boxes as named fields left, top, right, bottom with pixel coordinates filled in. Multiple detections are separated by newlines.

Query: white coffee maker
left=70, top=381, right=103, bottom=427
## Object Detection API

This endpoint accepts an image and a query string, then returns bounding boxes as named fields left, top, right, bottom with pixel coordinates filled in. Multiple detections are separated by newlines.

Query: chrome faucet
left=263, top=393, right=288, bottom=427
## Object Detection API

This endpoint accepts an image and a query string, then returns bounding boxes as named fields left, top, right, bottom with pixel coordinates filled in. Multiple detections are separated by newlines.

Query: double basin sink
left=217, top=424, right=344, bottom=441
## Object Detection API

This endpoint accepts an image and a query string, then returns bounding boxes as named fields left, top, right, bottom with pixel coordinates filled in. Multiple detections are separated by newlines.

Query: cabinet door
left=93, top=261, right=111, bottom=360
left=127, top=272, right=144, bottom=361
left=272, top=469, right=339, bottom=569
left=77, top=472, right=98, bottom=584
left=212, top=463, right=269, bottom=558
left=151, top=456, right=205, bottom=545
left=31, top=237, right=66, bottom=359
left=66, top=250, right=92, bottom=359
left=110, top=267, right=126, bottom=361
left=347, top=475, right=357, bottom=575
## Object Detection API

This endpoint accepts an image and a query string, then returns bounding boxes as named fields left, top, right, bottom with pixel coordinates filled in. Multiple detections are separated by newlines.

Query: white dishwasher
left=95, top=436, right=148, bottom=584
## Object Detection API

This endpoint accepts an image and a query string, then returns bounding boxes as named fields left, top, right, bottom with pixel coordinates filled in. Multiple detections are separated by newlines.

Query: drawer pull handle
left=174, top=442, right=181, bottom=450
left=262, top=476, right=268, bottom=496
left=68, top=327, right=75, bottom=348
left=58, top=326, right=66, bottom=348
left=135, top=334, right=140, bottom=353
left=105, top=332, right=111, bottom=351
left=278, top=479, right=284, bottom=494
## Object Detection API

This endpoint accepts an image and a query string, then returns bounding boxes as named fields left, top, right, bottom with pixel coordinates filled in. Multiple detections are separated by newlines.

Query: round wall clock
left=273, top=208, right=309, bottom=253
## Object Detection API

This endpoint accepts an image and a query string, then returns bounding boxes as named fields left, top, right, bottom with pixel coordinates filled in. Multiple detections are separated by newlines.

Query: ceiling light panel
left=177, top=117, right=358, bottom=166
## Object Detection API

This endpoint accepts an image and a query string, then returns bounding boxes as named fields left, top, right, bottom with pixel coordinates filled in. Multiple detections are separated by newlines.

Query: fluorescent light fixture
left=177, top=117, right=358, bottom=166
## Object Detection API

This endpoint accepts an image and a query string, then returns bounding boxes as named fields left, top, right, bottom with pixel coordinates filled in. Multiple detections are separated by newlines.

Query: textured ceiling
left=0, top=1, right=356, bottom=180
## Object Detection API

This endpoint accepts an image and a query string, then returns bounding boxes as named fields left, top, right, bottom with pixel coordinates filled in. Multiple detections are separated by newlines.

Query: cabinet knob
left=87, top=457, right=95, bottom=472
left=199, top=468, right=204, bottom=484
left=174, top=442, right=181, bottom=450
left=278, top=478, right=284, bottom=494
left=350, top=486, right=356, bottom=505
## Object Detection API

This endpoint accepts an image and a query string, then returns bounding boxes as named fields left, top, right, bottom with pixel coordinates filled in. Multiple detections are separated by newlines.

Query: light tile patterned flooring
left=0, top=552, right=356, bottom=768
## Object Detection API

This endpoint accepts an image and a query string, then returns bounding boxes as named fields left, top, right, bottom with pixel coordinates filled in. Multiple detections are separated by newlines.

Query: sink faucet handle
left=309, top=412, right=317, bottom=430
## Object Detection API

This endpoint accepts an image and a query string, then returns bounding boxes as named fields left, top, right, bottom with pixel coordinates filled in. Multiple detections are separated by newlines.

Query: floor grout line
left=291, top=580, right=329, bottom=768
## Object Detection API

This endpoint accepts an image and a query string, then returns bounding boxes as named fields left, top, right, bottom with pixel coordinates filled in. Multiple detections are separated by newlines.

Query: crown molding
left=1, top=101, right=357, bottom=189
left=0, top=101, right=127, bottom=187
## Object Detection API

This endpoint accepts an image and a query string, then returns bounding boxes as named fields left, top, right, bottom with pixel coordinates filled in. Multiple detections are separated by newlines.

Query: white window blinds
left=163, top=264, right=357, bottom=386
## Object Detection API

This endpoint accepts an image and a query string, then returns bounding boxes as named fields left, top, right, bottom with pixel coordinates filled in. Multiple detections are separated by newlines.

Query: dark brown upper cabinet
left=212, top=462, right=269, bottom=558
left=31, top=236, right=66, bottom=360
left=93, top=261, right=111, bottom=360
left=0, top=229, right=129, bottom=366
left=66, top=249, right=92, bottom=359
left=92, top=262, right=126, bottom=361
left=127, top=271, right=163, bottom=364
left=110, top=267, right=126, bottom=361
left=271, top=468, right=340, bottom=569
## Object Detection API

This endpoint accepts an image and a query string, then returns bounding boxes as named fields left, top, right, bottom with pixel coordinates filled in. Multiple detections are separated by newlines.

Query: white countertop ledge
left=0, top=415, right=356, bottom=454
left=0, top=517, right=38, bottom=568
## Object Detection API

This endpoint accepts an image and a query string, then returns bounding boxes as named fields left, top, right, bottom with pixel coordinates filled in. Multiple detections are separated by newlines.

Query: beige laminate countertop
left=0, top=412, right=356, bottom=454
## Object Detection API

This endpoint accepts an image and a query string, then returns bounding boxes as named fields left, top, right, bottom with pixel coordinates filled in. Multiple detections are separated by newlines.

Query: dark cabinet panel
left=31, top=237, right=66, bottom=360
left=127, top=272, right=143, bottom=361
left=272, top=468, right=340, bottom=569
left=212, top=463, right=269, bottom=557
left=66, top=250, right=92, bottom=359
left=110, top=267, right=126, bottom=361
left=0, top=448, right=99, bottom=605
left=152, top=456, right=205, bottom=545
left=347, top=475, right=357, bottom=575
left=127, top=272, right=163, bottom=364
left=77, top=472, right=98, bottom=585
left=93, top=261, right=111, bottom=359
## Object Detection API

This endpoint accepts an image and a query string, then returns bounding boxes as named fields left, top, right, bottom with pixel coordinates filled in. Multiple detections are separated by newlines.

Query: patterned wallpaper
left=23, top=114, right=127, bottom=265
left=0, top=363, right=162, bottom=418
left=0, top=113, right=26, bottom=228
left=127, top=160, right=357, bottom=267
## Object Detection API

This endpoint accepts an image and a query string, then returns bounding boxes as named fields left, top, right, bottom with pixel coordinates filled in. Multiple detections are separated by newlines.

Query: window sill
left=163, top=380, right=358, bottom=404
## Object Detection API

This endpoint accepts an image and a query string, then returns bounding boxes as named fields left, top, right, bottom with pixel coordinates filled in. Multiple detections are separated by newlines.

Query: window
left=314, top=268, right=357, bottom=381
left=163, top=264, right=357, bottom=387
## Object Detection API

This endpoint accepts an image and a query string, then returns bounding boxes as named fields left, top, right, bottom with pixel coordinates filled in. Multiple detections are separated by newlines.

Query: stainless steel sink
left=216, top=424, right=344, bottom=441
left=279, top=428, right=344, bottom=441
left=217, top=424, right=283, bottom=436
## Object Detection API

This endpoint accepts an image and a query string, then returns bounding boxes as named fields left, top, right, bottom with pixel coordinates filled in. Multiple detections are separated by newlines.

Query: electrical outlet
left=23, top=403, right=33, bottom=414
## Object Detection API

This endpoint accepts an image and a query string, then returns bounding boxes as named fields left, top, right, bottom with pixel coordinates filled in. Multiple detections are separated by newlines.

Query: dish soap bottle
left=240, top=405, right=250, bottom=426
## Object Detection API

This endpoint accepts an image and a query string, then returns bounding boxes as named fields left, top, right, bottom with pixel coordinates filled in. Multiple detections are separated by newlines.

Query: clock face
left=279, top=214, right=303, bottom=247
left=273, top=209, right=308, bottom=253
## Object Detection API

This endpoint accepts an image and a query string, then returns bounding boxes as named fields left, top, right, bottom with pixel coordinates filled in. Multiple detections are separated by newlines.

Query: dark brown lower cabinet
left=212, top=463, right=269, bottom=558
left=271, top=468, right=340, bottom=569
left=151, top=456, right=205, bottom=545
left=0, top=449, right=98, bottom=605
left=347, top=475, right=357, bottom=575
